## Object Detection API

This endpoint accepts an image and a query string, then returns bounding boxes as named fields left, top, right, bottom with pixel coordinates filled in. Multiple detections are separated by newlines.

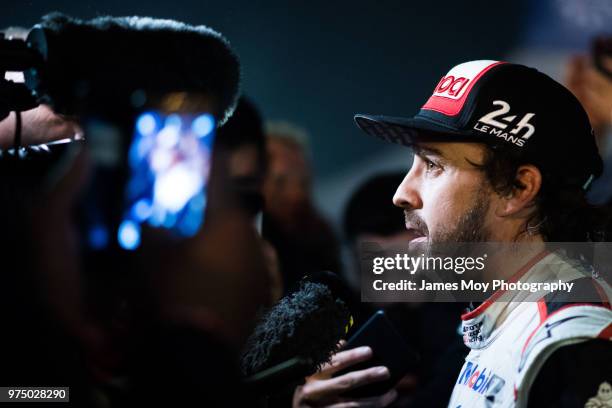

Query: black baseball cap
left=355, top=60, right=603, bottom=190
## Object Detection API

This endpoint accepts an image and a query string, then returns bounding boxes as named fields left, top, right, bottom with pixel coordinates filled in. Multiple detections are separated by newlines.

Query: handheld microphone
left=241, top=271, right=354, bottom=394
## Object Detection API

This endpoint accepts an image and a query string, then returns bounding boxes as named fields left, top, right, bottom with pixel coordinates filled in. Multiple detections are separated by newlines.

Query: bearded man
left=293, top=61, right=612, bottom=408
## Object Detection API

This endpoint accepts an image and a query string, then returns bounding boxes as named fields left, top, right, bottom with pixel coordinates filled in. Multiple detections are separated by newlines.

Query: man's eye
left=424, top=159, right=440, bottom=172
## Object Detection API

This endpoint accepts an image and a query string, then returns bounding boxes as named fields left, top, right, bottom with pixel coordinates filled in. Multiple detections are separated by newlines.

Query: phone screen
left=118, top=111, right=216, bottom=250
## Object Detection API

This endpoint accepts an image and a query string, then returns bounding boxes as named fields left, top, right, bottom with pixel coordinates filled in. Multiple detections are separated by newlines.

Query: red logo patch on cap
left=422, top=60, right=505, bottom=116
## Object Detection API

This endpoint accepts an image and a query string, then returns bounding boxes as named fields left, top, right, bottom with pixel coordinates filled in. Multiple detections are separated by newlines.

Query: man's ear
left=494, top=164, right=542, bottom=217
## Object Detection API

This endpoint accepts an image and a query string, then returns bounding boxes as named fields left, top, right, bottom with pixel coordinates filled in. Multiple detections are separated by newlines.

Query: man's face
left=393, top=141, right=496, bottom=244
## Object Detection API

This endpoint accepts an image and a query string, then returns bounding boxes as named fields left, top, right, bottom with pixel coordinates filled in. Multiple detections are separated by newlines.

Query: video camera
left=0, top=13, right=241, bottom=253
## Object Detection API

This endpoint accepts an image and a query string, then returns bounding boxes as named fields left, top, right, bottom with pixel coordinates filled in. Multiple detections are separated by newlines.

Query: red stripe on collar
left=461, top=250, right=551, bottom=321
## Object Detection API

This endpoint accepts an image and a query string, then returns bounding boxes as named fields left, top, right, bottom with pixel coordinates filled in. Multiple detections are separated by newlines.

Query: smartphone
left=118, top=111, right=216, bottom=249
left=79, top=111, right=216, bottom=252
left=333, top=310, right=418, bottom=398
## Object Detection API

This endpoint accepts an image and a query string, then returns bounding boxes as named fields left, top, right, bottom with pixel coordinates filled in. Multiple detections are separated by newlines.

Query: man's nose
left=393, top=168, right=422, bottom=210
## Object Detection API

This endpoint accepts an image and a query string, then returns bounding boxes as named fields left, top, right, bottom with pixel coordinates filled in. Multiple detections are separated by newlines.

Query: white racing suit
left=447, top=250, right=612, bottom=408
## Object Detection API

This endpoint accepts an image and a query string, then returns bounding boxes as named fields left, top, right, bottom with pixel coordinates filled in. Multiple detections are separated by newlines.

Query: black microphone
left=241, top=271, right=354, bottom=393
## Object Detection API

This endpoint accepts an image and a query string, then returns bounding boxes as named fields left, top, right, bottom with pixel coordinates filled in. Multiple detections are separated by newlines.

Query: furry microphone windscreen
left=241, top=281, right=351, bottom=377
left=28, top=12, right=240, bottom=124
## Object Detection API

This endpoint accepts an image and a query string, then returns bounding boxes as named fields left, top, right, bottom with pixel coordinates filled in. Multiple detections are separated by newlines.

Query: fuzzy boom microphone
left=241, top=271, right=354, bottom=393
left=14, top=12, right=240, bottom=123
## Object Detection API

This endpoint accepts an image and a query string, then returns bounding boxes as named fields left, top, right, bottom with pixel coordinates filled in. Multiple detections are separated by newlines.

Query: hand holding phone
left=332, top=310, right=419, bottom=398
left=293, top=345, right=398, bottom=407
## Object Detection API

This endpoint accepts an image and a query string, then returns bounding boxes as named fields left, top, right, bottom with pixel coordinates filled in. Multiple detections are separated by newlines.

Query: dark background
left=2, top=0, right=610, bottom=223
left=1, top=0, right=529, bottom=176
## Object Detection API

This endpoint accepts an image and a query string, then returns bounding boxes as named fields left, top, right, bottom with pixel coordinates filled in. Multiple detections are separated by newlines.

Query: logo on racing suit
left=463, top=321, right=484, bottom=344
left=457, top=361, right=506, bottom=397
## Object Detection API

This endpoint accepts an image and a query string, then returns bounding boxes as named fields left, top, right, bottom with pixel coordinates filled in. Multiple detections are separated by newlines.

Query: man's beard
left=404, top=186, right=493, bottom=244
left=434, top=191, right=492, bottom=243
left=402, top=186, right=493, bottom=289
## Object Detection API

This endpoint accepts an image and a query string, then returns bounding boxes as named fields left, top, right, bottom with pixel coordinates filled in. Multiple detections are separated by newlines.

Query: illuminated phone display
left=118, top=111, right=215, bottom=250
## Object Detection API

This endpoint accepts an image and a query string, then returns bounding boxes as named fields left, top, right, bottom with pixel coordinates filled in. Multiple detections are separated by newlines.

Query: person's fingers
left=565, top=55, right=588, bottom=89
left=600, top=55, right=612, bottom=74
left=302, top=366, right=390, bottom=401
left=293, top=385, right=309, bottom=408
left=325, top=389, right=398, bottom=408
left=376, top=388, right=398, bottom=407
left=317, top=346, right=373, bottom=377
left=584, top=86, right=612, bottom=106
left=20, top=105, right=82, bottom=147
left=565, top=62, right=612, bottom=127
left=583, top=87, right=612, bottom=125
left=582, top=66, right=612, bottom=96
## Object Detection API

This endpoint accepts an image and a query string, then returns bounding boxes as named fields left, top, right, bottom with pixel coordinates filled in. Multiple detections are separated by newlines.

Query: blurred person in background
left=215, top=96, right=283, bottom=303
left=566, top=36, right=612, bottom=205
left=262, top=121, right=341, bottom=292
left=215, top=96, right=267, bottom=221
left=343, top=173, right=415, bottom=291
